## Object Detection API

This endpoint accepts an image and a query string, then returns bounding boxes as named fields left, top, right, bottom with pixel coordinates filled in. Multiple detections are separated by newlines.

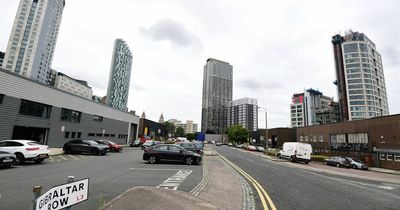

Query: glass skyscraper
left=332, top=31, right=389, bottom=121
left=2, top=0, right=65, bottom=84
left=201, top=58, right=233, bottom=134
left=106, top=39, right=132, bottom=112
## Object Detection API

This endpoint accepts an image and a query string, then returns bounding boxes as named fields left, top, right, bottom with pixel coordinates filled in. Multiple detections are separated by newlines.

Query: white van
left=279, top=142, right=312, bottom=164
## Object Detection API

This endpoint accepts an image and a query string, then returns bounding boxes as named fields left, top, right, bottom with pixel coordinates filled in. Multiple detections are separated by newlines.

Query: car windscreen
left=86, top=140, right=98, bottom=145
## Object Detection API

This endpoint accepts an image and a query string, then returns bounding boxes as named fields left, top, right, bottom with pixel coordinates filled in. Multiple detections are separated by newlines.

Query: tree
left=186, top=133, right=196, bottom=140
left=176, top=127, right=185, bottom=137
left=162, top=122, right=175, bottom=137
left=226, top=125, right=249, bottom=144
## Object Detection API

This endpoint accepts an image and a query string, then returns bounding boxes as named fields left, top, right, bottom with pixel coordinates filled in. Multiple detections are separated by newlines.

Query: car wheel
left=34, top=159, right=44, bottom=164
left=336, top=163, right=340, bottom=167
left=305, top=161, right=309, bottom=164
left=186, top=157, right=194, bottom=165
left=352, top=165, right=357, bottom=169
left=148, top=156, right=157, bottom=164
left=15, top=153, right=25, bottom=164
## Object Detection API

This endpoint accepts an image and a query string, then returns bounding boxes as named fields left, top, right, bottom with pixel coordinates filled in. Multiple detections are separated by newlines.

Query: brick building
left=296, top=114, right=400, bottom=170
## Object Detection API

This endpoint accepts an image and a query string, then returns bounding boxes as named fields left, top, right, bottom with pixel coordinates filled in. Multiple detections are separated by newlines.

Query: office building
left=227, top=97, right=258, bottom=132
left=0, top=68, right=139, bottom=147
left=106, top=39, right=132, bottom=112
left=53, top=72, right=93, bottom=99
left=290, top=89, right=338, bottom=127
left=332, top=31, right=389, bottom=121
left=201, top=58, right=233, bottom=134
left=2, top=0, right=65, bottom=85
left=184, top=120, right=198, bottom=134
left=0, top=51, right=5, bottom=67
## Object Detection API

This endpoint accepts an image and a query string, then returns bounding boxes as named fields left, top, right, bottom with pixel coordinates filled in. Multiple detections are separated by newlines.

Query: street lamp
left=258, top=106, right=268, bottom=152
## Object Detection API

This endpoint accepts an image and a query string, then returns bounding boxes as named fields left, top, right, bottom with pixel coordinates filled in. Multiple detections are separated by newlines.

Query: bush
left=311, top=155, right=330, bottom=162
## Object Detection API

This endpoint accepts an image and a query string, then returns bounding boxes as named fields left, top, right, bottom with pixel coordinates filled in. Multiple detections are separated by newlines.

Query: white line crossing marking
left=58, top=155, right=67, bottom=160
left=129, top=168, right=185, bottom=171
left=157, top=170, right=192, bottom=190
left=68, top=155, right=79, bottom=160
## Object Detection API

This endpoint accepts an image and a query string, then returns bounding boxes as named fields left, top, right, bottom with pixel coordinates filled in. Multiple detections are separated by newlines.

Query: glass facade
left=106, top=39, right=132, bottom=112
left=19, top=99, right=51, bottom=119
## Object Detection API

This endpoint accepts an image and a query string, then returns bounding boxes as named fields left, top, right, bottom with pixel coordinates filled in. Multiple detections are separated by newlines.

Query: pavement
left=49, top=147, right=64, bottom=156
left=214, top=145, right=400, bottom=210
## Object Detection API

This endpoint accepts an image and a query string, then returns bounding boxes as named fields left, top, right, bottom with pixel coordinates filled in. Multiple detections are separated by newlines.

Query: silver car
left=345, top=157, right=368, bottom=170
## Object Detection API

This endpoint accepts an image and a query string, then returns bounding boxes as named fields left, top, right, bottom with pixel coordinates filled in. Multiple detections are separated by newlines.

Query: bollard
left=32, top=185, right=42, bottom=210
left=64, top=176, right=75, bottom=210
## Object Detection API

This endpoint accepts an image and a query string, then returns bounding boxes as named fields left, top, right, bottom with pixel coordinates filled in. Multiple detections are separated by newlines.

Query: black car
left=324, top=156, right=351, bottom=168
left=143, top=144, right=202, bottom=165
left=63, top=139, right=109, bottom=155
left=176, top=142, right=203, bottom=155
left=0, top=151, right=16, bottom=168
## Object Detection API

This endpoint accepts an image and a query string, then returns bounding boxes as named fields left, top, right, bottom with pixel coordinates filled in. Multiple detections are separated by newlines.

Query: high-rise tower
left=201, top=58, right=233, bottom=134
left=2, top=0, right=65, bottom=84
left=332, top=31, right=389, bottom=121
left=106, top=39, right=132, bottom=112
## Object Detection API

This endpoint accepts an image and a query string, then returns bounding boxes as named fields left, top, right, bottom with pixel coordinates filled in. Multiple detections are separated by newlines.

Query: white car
left=0, top=140, right=50, bottom=164
left=256, top=146, right=265, bottom=152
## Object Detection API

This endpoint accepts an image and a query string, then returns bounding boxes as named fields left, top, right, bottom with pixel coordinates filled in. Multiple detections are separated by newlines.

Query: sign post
left=35, top=178, right=89, bottom=210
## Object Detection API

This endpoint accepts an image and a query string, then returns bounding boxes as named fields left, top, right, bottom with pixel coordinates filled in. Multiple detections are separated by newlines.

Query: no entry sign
left=35, top=178, right=89, bottom=210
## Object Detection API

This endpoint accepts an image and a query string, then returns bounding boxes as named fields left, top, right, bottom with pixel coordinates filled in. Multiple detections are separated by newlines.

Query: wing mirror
left=179, top=150, right=184, bottom=153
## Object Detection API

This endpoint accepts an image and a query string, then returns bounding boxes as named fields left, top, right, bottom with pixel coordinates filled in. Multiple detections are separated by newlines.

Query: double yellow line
left=219, top=154, right=277, bottom=210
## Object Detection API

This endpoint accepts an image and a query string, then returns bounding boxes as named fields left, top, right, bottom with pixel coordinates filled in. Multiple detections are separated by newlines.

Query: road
left=214, top=145, right=400, bottom=210
left=0, top=147, right=203, bottom=210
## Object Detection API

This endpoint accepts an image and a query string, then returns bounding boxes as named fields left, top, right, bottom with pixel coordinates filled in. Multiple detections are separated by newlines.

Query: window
left=96, top=133, right=102, bottom=137
left=71, top=132, right=76, bottom=138
left=395, top=154, right=400, bottom=162
left=61, top=108, right=81, bottom=123
left=299, top=136, right=304, bottom=142
left=387, top=154, right=393, bottom=161
left=19, top=99, right=51, bottom=118
left=77, top=132, right=82, bottom=138
left=93, top=115, right=103, bottom=122
left=64, top=132, right=70, bottom=139
left=319, top=136, right=324, bottom=142
left=0, top=94, right=4, bottom=104
left=379, top=153, right=386, bottom=160
left=155, top=145, right=168, bottom=151
left=169, top=145, right=181, bottom=152
left=88, top=133, right=95, bottom=137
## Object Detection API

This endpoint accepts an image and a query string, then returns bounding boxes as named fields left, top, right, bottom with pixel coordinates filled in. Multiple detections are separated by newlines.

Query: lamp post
left=258, top=106, right=268, bottom=152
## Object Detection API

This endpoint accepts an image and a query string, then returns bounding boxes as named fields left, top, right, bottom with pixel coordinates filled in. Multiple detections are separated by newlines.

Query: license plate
left=39, top=154, right=48, bottom=157
left=3, top=159, right=13, bottom=163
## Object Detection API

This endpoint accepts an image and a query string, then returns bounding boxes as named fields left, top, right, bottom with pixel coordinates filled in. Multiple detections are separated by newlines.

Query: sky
left=1, top=0, right=399, bottom=129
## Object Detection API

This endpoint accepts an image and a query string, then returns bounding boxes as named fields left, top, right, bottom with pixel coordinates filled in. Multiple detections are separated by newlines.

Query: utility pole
left=258, top=106, right=268, bottom=151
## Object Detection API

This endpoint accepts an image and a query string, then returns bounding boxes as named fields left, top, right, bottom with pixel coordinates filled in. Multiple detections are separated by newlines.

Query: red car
left=95, top=140, right=123, bottom=152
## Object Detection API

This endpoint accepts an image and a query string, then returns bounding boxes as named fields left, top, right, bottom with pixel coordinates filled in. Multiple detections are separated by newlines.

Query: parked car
left=345, top=157, right=368, bottom=170
left=95, top=140, right=122, bottom=152
left=228, top=143, right=233, bottom=146
left=63, top=139, right=109, bottom=155
left=194, top=141, right=204, bottom=149
left=279, top=142, right=312, bottom=164
left=256, top=146, right=265, bottom=152
left=143, top=144, right=202, bottom=165
left=215, top=142, right=224, bottom=146
left=0, top=151, right=16, bottom=168
left=236, top=144, right=244, bottom=148
left=247, top=145, right=257, bottom=151
left=176, top=142, right=203, bottom=155
left=141, top=140, right=156, bottom=150
left=130, top=139, right=142, bottom=147
left=324, top=157, right=351, bottom=168
left=0, top=140, right=49, bottom=164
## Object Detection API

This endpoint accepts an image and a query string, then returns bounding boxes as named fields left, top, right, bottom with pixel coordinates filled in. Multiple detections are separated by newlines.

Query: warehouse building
left=0, top=68, right=139, bottom=147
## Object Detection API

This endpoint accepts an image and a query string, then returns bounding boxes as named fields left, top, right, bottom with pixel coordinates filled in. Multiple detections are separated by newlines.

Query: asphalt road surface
left=214, top=145, right=400, bottom=210
left=0, top=147, right=203, bottom=210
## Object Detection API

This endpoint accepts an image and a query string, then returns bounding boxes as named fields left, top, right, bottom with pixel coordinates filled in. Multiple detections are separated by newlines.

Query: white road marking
left=129, top=168, right=185, bottom=171
left=78, top=155, right=87, bottom=159
left=157, top=170, right=192, bottom=190
left=68, top=155, right=79, bottom=160
left=58, top=155, right=67, bottom=160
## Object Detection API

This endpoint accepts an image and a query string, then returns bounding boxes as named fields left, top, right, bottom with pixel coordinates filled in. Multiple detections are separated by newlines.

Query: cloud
left=236, top=78, right=283, bottom=91
left=140, top=18, right=202, bottom=48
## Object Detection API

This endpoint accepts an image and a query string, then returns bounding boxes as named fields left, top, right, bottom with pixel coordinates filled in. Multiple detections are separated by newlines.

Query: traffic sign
left=35, top=178, right=89, bottom=210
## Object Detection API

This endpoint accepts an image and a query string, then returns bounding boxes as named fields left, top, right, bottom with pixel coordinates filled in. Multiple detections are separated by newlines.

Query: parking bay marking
left=157, top=170, right=193, bottom=190
left=59, top=155, right=68, bottom=160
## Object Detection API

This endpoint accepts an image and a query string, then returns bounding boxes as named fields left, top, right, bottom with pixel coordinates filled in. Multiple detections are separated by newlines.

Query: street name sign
left=35, top=178, right=89, bottom=210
